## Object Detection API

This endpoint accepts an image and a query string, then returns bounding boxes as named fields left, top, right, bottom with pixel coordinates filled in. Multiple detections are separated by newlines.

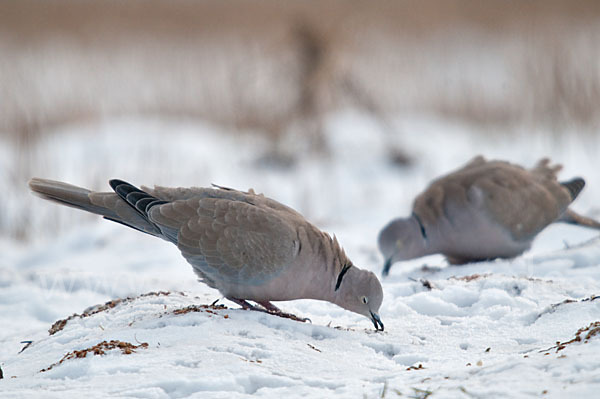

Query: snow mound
left=2, top=114, right=600, bottom=397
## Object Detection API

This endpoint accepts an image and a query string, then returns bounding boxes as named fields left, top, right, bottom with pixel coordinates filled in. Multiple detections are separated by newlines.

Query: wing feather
left=414, top=158, right=574, bottom=241
left=149, top=197, right=299, bottom=286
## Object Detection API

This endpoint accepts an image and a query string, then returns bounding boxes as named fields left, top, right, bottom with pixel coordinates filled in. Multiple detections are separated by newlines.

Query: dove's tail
left=29, top=177, right=162, bottom=236
left=558, top=209, right=600, bottom=230
left=29, top=178, right=112, bottom=215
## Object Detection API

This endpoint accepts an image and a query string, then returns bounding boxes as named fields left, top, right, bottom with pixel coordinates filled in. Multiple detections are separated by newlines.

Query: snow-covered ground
left=1, top=112, right=600, bottom=398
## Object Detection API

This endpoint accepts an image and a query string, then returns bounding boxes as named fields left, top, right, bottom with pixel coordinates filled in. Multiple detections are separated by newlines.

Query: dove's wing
left=149, top=196, right=301, bottom=286
left=414, top=157, right=574, bottom=241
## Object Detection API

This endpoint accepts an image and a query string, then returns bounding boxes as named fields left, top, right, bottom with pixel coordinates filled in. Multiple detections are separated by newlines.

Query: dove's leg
left=226, top=297, right=254, bottom=310
left=256, top=301, right=280, bottom=312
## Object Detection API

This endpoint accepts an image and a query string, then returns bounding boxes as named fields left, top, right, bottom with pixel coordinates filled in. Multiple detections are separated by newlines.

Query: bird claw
left=272, top=311, right=311, bottom=323
left=249, top=300, right=310, bottom=323
left=259, top=308, right=310, bottom=323
left=227, top=297, right=310, bottom=323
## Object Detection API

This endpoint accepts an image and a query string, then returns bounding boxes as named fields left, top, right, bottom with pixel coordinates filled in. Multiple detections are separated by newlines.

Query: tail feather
left=558, top=209, right=600, bottom=230
left=29, top=178, right=163, bottom=236
left=28, top=178, right=117, bottom=218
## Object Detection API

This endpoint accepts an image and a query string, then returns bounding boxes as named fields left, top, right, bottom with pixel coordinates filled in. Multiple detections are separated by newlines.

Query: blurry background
left=3, top=2, right=600, bottom=391
left=2, top=0, right=600, bottom=243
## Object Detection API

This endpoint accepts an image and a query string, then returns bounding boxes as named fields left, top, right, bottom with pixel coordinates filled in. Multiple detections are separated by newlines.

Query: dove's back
left=412, top=157, right=582, bottom=263
left=29, top=178, right=325, bottom=300
left=29, top=178, right=162, bottom=236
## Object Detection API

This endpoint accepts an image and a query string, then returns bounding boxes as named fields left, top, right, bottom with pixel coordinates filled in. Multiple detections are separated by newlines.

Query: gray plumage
left=29, top=178, right=384, bottom=330
left=379, top=156, right=600, bottom=275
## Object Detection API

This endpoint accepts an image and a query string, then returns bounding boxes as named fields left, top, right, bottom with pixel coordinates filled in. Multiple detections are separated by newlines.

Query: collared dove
left=29, top=178, right=384, bottom=330
left=379, top=156, right=600, bottom=275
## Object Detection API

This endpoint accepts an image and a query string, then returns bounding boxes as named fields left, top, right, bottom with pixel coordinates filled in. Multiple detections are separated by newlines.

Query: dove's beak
left=370, top=311, right=384, bottom=331
left=382, top=258, right=392, bottom=277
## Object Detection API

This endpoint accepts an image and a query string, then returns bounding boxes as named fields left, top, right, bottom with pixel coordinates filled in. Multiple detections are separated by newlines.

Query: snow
left=2, top=112, right=600, bottom=398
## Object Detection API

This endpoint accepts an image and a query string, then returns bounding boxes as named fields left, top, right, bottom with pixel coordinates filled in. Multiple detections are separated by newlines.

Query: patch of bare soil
left=541, top=321, right=600, bottom=354
left=449, top=273, right=491, bottom=282
left=40, top=340, right=148, bottom=372
left=535, top=295, right=599, bottom=321
left=48, top=291, right=175, bottom=335
left=171, top=304, right=229, bottom=318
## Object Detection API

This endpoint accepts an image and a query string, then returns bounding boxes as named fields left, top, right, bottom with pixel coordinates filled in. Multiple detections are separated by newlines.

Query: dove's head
left=378, top=215, right=428, bottom=277
left=334, top=265, right=384, bottom=331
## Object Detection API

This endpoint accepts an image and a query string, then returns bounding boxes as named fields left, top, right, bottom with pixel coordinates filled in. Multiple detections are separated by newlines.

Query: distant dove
left=379, top=156, right=600, bottom=275
left=29, top=178, right=384, bottom=330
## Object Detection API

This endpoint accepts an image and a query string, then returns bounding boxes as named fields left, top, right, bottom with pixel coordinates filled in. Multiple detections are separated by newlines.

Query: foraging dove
left=29, top=178, right=384, bottom=330
left=379, top=156, right=600, bottom=275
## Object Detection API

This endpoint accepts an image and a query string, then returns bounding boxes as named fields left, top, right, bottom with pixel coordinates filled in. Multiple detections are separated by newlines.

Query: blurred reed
left=1, top=0, right=600, bottom=239
left=2, top=0, right=600, bottom=140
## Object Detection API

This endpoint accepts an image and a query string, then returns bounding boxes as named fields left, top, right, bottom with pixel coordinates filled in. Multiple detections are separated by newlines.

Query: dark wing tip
left=108, top=179, right=165, bottom=216
left=135, top=197, right=155, bottom=213
left=109, top=179, right=129, bottom=190
left=561, top=178, right=586, bottom=201
left=109, top=179, right=141, bottom=200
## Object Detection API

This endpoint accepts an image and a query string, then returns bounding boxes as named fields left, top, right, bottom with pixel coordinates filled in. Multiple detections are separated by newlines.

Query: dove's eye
left=360, top=296, right=369, bottom=304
